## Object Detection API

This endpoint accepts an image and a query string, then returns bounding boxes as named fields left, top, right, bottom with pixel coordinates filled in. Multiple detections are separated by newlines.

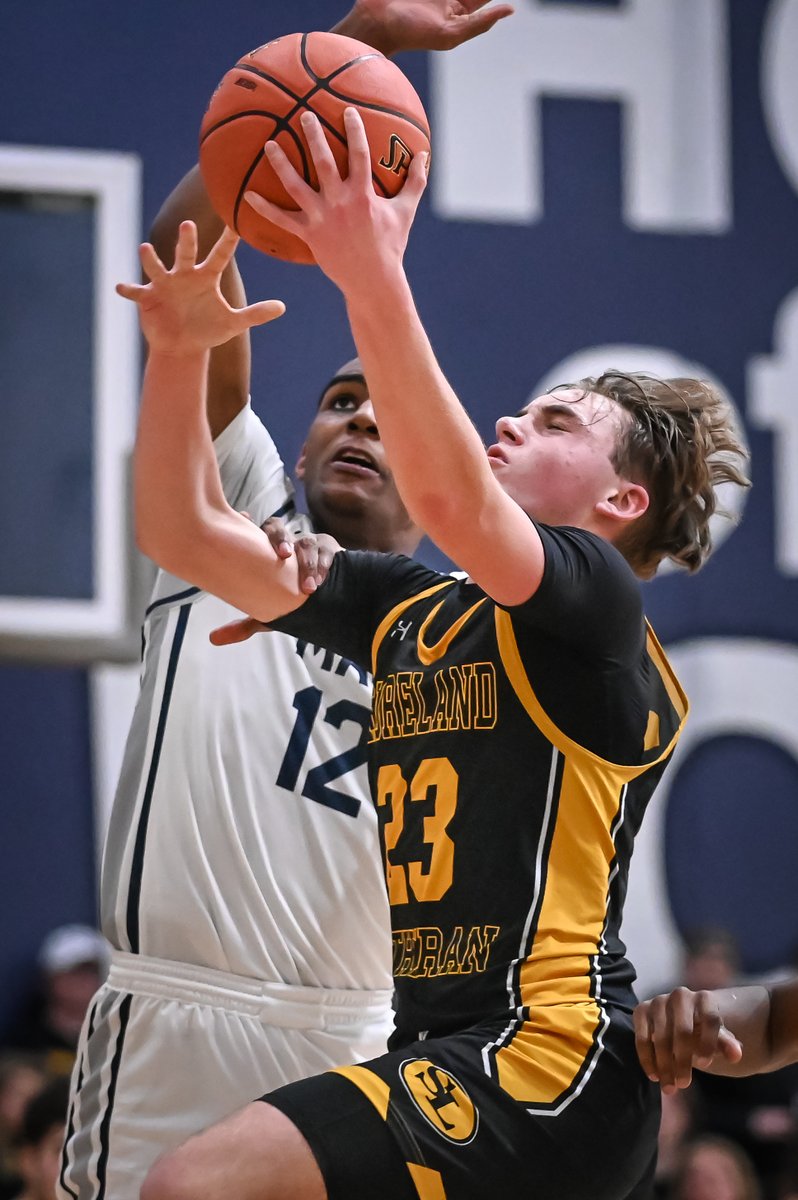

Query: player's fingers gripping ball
left=199, top=31, right=431, bottom=264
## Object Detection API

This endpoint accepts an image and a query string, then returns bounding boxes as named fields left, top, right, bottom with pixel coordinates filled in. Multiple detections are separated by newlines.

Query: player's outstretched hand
left=244, top=108, right=427, bottom=296
left=336, top=0, right=514, bottom=57
left=634, top=986, right=744, bottom=1094
left=116, top=222, right=285, bottom=355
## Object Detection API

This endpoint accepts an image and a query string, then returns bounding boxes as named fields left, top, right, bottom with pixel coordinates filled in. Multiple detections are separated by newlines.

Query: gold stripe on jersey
left=644, top=710, right=661, bottom=751
left=417, top=597, right=489, bottom=666
left=645, top=622, right=688, bottom=724
left=494, top=610, right=688, bottom=773
left=331, top=1064, right=391, bottom=1120
left=494, top=753, right=628, bottom=1103
left=371, top=582, right=455, bottom=674
left=408, top=1163, right=448, bottom=1198
left=491, top=608, right=689, bottom=1104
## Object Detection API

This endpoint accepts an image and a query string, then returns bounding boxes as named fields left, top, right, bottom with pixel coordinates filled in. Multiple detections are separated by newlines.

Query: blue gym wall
left=1, top=0, right=797, bottom=1031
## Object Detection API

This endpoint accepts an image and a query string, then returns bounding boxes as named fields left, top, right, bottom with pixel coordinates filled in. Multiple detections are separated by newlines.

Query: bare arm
left=148, top=3, right=512, bottom=440
left=122, top=223, right=309, bottom=622
left=245, top=106, right=545, bottom=606
left=333, top=0, right=514, bottom=55
left=149, top=167, right=250, bottom=439
left=634, top=980, right=798, bottom=1093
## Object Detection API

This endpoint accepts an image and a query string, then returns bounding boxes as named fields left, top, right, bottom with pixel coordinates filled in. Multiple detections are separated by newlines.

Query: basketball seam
left=323, top=85, right=430, bottom=139
left=300, top=30, right=383, bottom=87
left=202, top=104, right=389, bottom=202
left=300, top=31, right=430, bottom=138
left=230, top=118, right=312, bottom=235
left=204, top=31, right=425, bottom=240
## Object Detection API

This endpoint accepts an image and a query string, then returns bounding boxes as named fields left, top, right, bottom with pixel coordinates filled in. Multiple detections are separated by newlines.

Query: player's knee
left=141, top=1147, right=197, bottom=1200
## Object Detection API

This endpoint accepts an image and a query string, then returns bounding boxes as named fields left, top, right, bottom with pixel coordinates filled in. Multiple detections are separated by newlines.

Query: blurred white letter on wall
left=432, top=0, right=731, bottom=232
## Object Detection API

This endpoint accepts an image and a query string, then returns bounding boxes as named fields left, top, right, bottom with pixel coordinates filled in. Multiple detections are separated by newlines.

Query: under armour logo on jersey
left=391, top=619, right=413, bottom=640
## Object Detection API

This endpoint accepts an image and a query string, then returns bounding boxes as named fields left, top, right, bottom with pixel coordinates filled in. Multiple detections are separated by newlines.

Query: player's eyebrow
left=316, top=373, right=366, bottom=406
left=519, top=400, right=585, bottom=425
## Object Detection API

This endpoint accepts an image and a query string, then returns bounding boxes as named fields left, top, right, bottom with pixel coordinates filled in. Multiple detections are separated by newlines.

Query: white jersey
left=99, top=404, right=392, bottom=991
left=60, top=406, right=395, bottom=1200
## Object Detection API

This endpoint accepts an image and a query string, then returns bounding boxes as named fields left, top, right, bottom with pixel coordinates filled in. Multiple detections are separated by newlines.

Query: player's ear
left=295, top=444, right=307, bottom=481
left=595, top=481, right=649, bottom=525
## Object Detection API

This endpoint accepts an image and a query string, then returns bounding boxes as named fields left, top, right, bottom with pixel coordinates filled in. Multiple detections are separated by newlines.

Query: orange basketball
left=199, top=31, right=431, bottom=264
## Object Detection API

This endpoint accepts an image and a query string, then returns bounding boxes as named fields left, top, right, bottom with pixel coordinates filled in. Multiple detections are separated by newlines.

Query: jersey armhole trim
left=494, top=608, right=689, bottom=777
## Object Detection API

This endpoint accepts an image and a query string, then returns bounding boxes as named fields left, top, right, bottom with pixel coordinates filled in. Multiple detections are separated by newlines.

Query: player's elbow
left=135, top=509, right=210, bottom=581
left=135, top=511, right=177, bottom=572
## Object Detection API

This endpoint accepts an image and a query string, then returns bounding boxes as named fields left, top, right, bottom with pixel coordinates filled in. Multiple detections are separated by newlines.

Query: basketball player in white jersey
left=57, top=3, right=513, bottom=1197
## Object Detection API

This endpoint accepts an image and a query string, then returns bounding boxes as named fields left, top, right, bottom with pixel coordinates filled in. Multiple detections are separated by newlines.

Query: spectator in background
left=5, top=926, right=109, bottom=1076
left=682, top=928, right=742, bottom=993
left=672, top=1135, right=763, bottom=1200
left=9, top=1076, right=70, bottom=1200
left=656, top=1090, right=697, bottom=1199
left=0, top=1056, right=47, bottom=1200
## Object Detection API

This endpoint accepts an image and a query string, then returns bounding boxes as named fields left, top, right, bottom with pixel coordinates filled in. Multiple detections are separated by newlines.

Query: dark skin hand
left=333, top=0, right=514, bottom=56
left=634, top=986, right=744, bottom=1094
left=634, top=980, right=798, bottom=1094
left=211, top=519, right=340, bottom=644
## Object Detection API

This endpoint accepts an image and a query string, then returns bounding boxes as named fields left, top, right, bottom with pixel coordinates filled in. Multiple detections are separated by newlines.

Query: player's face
left=297, top=360, right=420, bottom=553
left=486, top=387, right=630, bottom=527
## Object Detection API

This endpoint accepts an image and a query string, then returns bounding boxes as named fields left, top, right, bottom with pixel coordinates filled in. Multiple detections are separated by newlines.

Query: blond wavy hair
left=576, top=372, right=750, bottom=579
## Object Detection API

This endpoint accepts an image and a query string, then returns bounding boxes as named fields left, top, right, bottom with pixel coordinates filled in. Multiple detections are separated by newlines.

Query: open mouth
left=330, top=447, right=380, bottom=476
left=486, top=445, right=507, bottom=465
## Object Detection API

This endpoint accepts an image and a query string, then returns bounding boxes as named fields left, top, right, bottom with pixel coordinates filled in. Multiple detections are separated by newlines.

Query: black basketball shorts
left=261, top=1007, right=659, bottom=1200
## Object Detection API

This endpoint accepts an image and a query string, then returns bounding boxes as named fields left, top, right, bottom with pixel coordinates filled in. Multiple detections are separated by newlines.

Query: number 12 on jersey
left=276, top=685, right=370, bottom=818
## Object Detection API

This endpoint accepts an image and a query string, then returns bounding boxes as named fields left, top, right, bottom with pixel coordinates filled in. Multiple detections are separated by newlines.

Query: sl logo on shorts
left=399, top=1059, right=479, bottom=1144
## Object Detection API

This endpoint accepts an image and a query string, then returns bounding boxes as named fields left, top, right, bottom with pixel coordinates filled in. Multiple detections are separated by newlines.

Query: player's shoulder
left=505, top=523, right=644, bottom=661
left=212, top=399, right=279, bottom=459
left=534, top=523, right=640, bottom=600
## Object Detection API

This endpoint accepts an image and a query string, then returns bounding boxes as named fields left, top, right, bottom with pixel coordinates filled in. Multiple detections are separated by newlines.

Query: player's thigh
left=141, top=1102, right=326, bottom=1200
left=263, top=1016, right=660, bottom=1200
left=61, top=986, right=344, bottom=1200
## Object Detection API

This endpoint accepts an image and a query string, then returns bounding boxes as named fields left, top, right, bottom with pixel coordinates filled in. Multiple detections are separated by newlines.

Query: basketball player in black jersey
left=125, top=101, right=749, bottom=1200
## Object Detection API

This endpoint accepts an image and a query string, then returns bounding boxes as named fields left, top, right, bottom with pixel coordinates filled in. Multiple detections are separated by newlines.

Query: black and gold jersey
left=273, top=525, right=688, bottom=1107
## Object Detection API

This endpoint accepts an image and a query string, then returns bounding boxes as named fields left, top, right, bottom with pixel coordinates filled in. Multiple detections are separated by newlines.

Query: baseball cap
left=37, top=925, right=110, bottom=975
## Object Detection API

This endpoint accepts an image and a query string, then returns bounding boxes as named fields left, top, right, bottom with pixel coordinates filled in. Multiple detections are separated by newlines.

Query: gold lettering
left=412, top=672, right=433, bottom=735
left=439, top=925, right=465, bottom=974
left=397, top=672, right=418, bottom=737
left=370, top=680, right=384, bottom=742
left=462, top=925, right=500, bottom=973
left=446, top=664, right=473, bottom=729
left=391, top=925, right=500, bottom=978
left=474, top=663, right=498, bottom=730
left=371, top=664, right=497, bottom=741
left=381, top=677, right=398, bottom=738
left=432, top=672, right=451, bottom=731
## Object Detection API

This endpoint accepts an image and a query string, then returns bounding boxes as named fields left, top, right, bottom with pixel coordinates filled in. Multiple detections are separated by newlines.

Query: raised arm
left=634, top=980, right=798, bottom=1093
left=333, top=0, right=514, bottom=55
left=150, top=2, right=513, bottom=441
left=121, top=222, right=314, bottom=621
left=149, top=168, right=249, bottom=439
left=245, top=105, right=547, bottom=606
